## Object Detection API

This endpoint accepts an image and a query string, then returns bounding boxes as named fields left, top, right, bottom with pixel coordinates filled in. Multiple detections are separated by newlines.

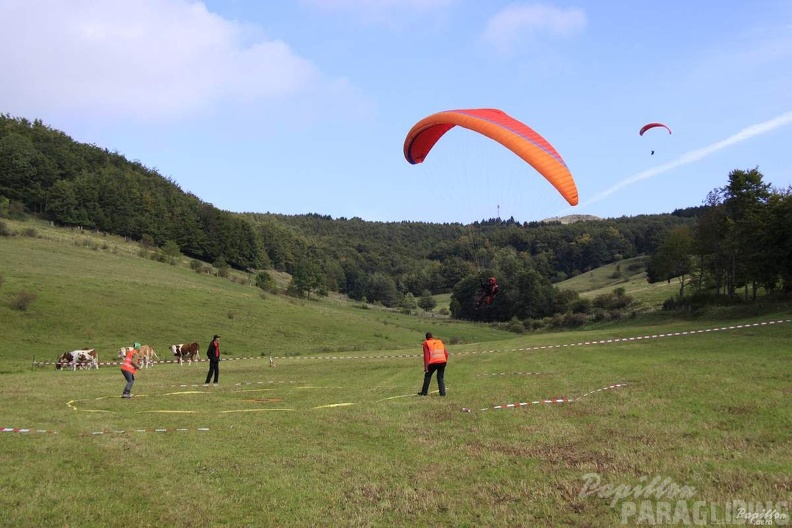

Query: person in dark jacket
left=204, top=335, right=220, bottom=385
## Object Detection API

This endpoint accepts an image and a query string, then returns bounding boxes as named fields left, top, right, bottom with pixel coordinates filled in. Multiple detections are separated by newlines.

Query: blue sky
left=2, top=0, right=791, bottom=224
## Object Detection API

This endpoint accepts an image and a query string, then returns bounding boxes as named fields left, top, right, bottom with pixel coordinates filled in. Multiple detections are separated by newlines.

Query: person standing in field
left=204, top=334, right=220, bottom=385
left=121, top=342, right=142, bottom=398
left=419, top=332, right=448, bottom=397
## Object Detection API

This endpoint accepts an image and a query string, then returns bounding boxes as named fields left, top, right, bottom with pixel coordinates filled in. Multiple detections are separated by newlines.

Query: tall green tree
left=288, top=256, right=325, bottom=298
left=720, top=168, right=771, bottom=299
left=365, top=272, right=399, bottom=307
left=417, top=290, right=437, bottom=312
left=647, top=225, right=694, bottom=297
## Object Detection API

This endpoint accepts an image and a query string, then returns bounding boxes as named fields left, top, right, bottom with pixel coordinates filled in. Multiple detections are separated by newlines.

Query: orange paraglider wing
left=403, top=108, right=578, bottom=206
left=639, top=123, right=672, bottom=136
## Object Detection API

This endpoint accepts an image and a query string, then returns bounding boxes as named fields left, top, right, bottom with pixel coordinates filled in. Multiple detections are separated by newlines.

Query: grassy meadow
left=1, top=219, right=791, bottom=527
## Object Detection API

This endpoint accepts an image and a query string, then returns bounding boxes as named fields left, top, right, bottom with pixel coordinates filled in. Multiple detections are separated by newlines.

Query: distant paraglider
left=403, top=108, right=579, bottom=206
left=639, top=122, right=672, bottom=136
left=639, top=122, right=671, bottom=156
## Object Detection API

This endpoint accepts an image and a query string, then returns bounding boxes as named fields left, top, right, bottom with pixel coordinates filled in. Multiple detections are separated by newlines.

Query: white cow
left=56, top=349, right=99, bottom=370
left=117, top=345, right=159, bottom=368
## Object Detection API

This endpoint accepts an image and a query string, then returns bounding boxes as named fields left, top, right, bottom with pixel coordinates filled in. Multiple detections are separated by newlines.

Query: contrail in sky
left=580, top=110, right=792, bottom=208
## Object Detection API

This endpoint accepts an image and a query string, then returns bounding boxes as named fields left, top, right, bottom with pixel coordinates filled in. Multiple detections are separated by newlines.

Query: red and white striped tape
left=476, top=372, right=547, bottom=377
left=479, top=383, right=628, bottom=411
left=5, top=425, right=213, bottom=436
left=85, top=427, right=210, bottom=436
left=488, top=397, right=571, bottom=410
left=2, top=427, right=58, bottom=434
left=31, top=318, right=792, bottom=369
left=575, top=383, right=629, bottom=400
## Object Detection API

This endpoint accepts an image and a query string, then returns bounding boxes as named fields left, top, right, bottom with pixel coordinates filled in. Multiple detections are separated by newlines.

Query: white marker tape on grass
left=87, top=427, right=210, bottom=436
left=575, top=383, right=629, bottom=401
left=489, top=397, right=571, bottom=410
left=220, top=408, right=295, bottom=413
left=138, top=410, right=199, bottom=414
left=376, top=393, right=416, bottom=402
left=170, top=381, right=298, bottom=389
left=476, top=372, right=547, bottom=377
left=2, top=427, right=58, bottom=434
left=30, top=318, right=792, bottom=369
left=479, top=383, right=628, bottom=411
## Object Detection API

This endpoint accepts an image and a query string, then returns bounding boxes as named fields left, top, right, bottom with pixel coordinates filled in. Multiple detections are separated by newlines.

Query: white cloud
left=581, top=110, right=792, bottom=207
left=303, top=0, right=453, bottom=12
left=301, top=0, right=454, bottom=26
left=481, top=3, right=586, bottom=55
left=0, top=0, right=347, bottom=122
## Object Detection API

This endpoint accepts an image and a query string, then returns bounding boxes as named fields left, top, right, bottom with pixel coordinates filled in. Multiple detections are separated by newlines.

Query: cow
left=137, top=345, right=159, bottom=368
left=117, top=345, right=159, bottom=368
left=56, top=349, right=99, bottom=370
left=170, top=342, right=200, bottom=365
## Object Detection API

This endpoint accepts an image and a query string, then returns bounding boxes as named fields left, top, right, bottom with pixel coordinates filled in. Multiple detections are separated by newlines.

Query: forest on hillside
left=2, top=114, right=790, bottom=324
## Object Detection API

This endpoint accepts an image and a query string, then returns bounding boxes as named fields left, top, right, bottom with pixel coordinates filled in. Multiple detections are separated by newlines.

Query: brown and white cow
left=170, top=342, right=200, bottom=365
left=117, top=345, right=159, bottom=368
left=56, top=349, right=99, bottom=370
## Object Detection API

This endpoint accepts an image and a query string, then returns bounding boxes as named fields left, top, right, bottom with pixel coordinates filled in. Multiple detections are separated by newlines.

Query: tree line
left=2, top=114, right=788, bottom=324
left=647, top=167, right=792, bottom=306
left=0, top=115, right=263, bottom=270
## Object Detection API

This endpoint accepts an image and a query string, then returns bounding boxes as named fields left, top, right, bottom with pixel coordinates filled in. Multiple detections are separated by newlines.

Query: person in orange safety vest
left=418, top=332, right=448, bottom=397
left=121, top=343, right=142, bottom=399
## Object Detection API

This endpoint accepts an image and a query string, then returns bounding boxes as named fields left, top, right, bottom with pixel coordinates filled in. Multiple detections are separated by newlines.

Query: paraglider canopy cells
left=639, top=122, right=672, bottom=136
left=404, top=108, right=579, bottom=207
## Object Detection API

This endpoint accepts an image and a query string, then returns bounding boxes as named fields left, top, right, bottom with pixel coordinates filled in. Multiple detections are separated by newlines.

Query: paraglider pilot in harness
left=476, top=276, right=500, bottom=309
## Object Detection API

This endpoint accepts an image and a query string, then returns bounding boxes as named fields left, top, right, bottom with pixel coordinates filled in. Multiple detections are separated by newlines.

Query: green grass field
left=557, top=257, right=680, bottom=313
left=1, top=220, right=790, bottom=527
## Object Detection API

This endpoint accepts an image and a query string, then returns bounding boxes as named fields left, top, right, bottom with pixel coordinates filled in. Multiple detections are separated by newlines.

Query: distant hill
left=554, top=256, right=677, bottom=311
left=0, top=218, right=515, bottom=366
left=542, top=214, right=601, bottom=224
left=0, top=113, right=703, bottom=320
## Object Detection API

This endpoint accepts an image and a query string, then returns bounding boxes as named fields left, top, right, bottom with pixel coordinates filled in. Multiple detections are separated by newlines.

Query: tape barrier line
left=31, top=318, right=792, bottom=369
left=487, top=398, right=571, bottom=410
left=220, top=409, right=295, bottom=413
left=376, top=393, right=416, bottom=402
left=139, top=410, right=199, bottom=414
left=6, top=425, right=210, bottom=435
left=2, top=427, right=58, bottom=434
left=479, top=383, right=628, bottom=411
left=166, top=381, right=298, bottom=389
left=476, top=372, right=548, bottom=377
left=85, top=427, right=210, bottom=436
left=575, top=383, right=629, bottom=401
